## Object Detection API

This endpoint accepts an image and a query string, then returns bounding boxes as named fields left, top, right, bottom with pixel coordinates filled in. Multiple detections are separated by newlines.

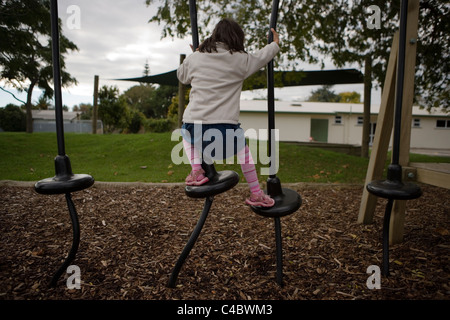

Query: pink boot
left=185, top=169, right=209, bottom=186
left=245, top=190, right=275, bottom=207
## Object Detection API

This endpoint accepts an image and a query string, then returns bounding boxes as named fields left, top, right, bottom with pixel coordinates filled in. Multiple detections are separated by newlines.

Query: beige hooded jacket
left=177, top=41, right=280, bottom=124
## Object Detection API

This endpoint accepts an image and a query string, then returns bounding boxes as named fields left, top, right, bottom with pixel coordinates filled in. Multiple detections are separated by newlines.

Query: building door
left=310, top=119, right=328, bottom=142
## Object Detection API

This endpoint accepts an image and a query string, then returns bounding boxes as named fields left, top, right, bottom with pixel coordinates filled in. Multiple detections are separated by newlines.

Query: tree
left=147, top=85, right=178, bottom=118
left=0, top=104, right=26, bottom=131
left=168, top=88, right=190, bottom=119
left=141, top=60, right=151, bottom=86
left=339, top=91, right=361, bottom=103
left=35, top=94, right=52, bottom=110
left=307, top=85, right=340, bottom=102
left=121, top=84, right=177, bottom=119
left=128, top=110, right=146, bottom=133
left=0, top=0, right=78, bottom=133
left=122, top=84, right=155, bottom=116
left=98, top=85, right=130, bottom=133
left=143, top=60, right=151, bottom=77
left=310, top=0, right=449, bottom=110
left=146, top=0, right=448, bottom=110
left=146, top=0, right=321, bottom=66
left=415, top=1, right=449, bottom=110
left=122, top=61, right=177, bottom=119
left=73, top=103, right=93, bottom=120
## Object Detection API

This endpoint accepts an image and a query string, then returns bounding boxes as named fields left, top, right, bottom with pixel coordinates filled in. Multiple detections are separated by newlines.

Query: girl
left=178, top=18, right=280, bottom=208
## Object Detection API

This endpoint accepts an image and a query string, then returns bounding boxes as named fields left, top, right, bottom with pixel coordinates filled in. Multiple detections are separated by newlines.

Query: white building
left=239, top=100, right=450, bottom=150
left=32, top=110, right=103, bottom=134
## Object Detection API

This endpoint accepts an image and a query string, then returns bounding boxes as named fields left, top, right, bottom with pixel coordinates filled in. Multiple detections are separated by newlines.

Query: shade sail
left=115, top=68, right=364, bottom=90
left=116, top=70, right=179, bottom=86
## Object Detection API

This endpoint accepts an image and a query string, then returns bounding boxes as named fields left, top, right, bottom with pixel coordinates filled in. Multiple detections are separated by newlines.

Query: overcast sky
left=0, top=0, right=380, bottom=110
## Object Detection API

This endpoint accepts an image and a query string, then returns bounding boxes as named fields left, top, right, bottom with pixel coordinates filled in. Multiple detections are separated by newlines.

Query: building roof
left=32, top=110, right=79, bottom=121
left=239, top=100, right=449, bottom=117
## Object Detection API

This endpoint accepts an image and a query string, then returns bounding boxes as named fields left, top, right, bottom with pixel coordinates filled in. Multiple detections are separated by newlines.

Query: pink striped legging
left=183, top=138, right=261, bottom=194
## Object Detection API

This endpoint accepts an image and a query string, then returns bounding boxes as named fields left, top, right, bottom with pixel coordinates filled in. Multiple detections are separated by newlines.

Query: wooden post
left=178, top=54, right=186, bottom=128
left=361, top=55, right=372, bottom=158
left=92, top=75, right=99, bottom=134
left=358, top=32, right=398, bottom=224
left=358, top=0, right=420, bottom=245
left=390, top=0, right=420, bottom=244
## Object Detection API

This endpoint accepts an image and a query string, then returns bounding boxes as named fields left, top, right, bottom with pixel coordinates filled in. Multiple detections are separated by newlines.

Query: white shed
left=238, top=100, right=450, bottom=150
left=31, top=110, right=103, bottom=134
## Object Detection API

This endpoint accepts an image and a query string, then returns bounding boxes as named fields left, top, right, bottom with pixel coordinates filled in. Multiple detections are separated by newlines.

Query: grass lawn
left=1, top=132, right=449, bottom=184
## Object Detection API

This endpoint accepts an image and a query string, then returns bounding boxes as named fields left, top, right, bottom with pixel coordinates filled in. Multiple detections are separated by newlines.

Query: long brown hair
left=198, top=18, right=246, bottom=54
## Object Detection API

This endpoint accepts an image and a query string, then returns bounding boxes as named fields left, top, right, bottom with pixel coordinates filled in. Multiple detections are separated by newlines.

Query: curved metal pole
left=189, top=0, right=199, bottom=50
left=392, top=0, right=408, bottom=166
left=49, top=193, right=80, bottom=287
left=274, top=217, right=283, bottom=286
left=382, top=199, right=393, bottom=277
left=50, top=0, right=66, bottom=156
left=267, top=0, right=279, bottom=178
left=168, top=196, right=214, bottom=288
left=380, top=0, right=408, bottom=279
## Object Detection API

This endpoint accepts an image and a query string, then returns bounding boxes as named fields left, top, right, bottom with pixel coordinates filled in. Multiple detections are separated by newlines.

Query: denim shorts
left=181, top=122, right=246, bottom=160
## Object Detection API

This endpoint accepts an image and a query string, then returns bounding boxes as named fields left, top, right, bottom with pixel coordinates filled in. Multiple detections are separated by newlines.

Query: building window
left=334, top=115, right=342, bottom=124
left=357, top=116, right=364, bottom=125
left=413, top=118, right=421, bottom=128
left=436, top=119, right=450, bottom=129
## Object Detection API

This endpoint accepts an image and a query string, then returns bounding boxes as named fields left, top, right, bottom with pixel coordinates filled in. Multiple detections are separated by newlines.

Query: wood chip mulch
left=0, top=182, right=448, bottom=300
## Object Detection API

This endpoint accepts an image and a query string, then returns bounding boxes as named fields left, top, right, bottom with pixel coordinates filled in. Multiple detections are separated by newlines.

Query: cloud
left=57, top=0, right=191, bottom=103
left=0, top=1, right=379, bottom=109
left=1, top=0, right=193, bottom=107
